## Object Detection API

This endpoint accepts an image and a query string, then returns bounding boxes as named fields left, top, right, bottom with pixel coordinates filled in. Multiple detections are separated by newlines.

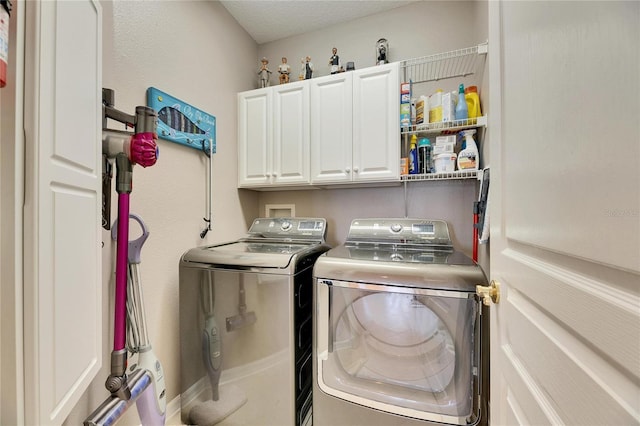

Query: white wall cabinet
left=238, top=62, right=399, bottom=189
left=311, top=63, right=399, bottom=184
left=238, top=81, right=310, bottom=188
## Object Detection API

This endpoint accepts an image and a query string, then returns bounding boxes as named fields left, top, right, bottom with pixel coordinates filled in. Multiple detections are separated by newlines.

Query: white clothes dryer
left=313, top=219, right=488, bottom=426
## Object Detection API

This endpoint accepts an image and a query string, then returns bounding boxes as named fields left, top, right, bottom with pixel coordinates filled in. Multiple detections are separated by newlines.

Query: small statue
left=258, top=57, right=272, bottom=88
left=376, top=38, right=388, bottom=65
left=299, top=57, right=305, bottom=80
left=304, top=56, right=314, bottom=79
left=278, top=57, right=291, bottom=84
left=329, top=47, right=340, bottom=74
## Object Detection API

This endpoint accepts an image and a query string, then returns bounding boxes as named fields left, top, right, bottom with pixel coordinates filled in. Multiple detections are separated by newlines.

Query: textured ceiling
left=220, top=0, right=419, bottom=44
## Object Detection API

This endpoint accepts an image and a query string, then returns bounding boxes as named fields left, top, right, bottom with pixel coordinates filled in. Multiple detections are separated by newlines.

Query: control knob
left=390, top=224, right=403, bottom=233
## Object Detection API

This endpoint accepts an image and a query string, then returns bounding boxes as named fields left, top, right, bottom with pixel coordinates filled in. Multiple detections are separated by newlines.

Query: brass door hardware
left=476, top=280, right=500, bottom=306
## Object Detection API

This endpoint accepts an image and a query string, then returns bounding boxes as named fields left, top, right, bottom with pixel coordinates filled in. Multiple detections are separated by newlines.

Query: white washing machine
left=313, top=218, right=488, bottom=426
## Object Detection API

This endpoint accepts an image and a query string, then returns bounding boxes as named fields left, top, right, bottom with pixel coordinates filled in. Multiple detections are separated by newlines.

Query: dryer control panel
left=345, top=218, right=452, bottom=248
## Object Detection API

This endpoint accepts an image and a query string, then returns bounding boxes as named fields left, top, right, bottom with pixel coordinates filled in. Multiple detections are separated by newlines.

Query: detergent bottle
left=409, top=135, right=419, bottom=174
left=457, top=129, right=479, bottom=171
left=455, top=84, right=468, bottom=121
left=464, top=85, right=482, bottom=119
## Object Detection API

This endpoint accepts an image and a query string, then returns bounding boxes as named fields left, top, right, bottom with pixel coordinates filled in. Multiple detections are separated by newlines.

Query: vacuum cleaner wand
left=101, top=88, right=158, bottom=400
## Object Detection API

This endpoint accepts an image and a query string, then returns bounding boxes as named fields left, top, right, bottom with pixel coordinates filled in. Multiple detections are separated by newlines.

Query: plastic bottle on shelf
left=418, top=138, right=432, bottom=174
left=455, top=84, right=468, bottom=121
left=429, top=90, right=443, bottom=123
left=457, top=129, right=479, bottom=171
left=409, top=135, right=419, bottom=174
left=465, top=85, right=481, bottom=120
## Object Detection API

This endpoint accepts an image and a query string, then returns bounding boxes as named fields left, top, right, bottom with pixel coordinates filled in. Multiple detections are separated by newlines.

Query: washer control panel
left=248, top=217, right=327, bottom=241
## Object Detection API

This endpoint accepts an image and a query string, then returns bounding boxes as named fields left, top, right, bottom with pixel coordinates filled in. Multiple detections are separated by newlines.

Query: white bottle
left=457, top=129, right=479, bottom=171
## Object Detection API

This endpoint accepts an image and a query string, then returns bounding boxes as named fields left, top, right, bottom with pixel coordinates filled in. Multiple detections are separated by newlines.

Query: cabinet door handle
left=345, top=167, right=351, bottom=173
left=353, top=167, right=359, bottom=173
left=272, top=172, right=278, bottom=177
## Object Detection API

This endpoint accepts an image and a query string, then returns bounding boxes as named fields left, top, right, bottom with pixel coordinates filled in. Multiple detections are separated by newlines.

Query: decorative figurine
left=329, top=47, right=340, bottom=74
left=258, top=57, right=272, bottom=88
left=299, top=57, right=305, bottom=80
left=304, top=56, right=314, bottom=79
left=278, top=57, right=291, bottom=84
left=376, top=38, right=389, bottom=65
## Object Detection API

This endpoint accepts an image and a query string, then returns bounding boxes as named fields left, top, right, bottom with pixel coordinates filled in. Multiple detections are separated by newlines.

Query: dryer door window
left=316, top=280, right=480, bottom=425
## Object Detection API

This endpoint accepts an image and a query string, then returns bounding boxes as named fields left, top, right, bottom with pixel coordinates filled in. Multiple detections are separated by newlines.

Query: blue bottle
left=409, top=135, right=418, bottom=174
left=455, top=84, right=468, bottom=121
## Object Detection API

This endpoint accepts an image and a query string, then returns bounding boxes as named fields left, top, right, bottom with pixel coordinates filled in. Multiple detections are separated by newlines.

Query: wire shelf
left=401, top=42, right=488, bottom=84
left=401, top=116, right=487, bottom=136
left=401, top=170, right=478, bottom=182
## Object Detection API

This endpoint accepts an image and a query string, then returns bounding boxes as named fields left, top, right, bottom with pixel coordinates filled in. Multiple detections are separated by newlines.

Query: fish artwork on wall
left=146, top=87, right=216, bottom=154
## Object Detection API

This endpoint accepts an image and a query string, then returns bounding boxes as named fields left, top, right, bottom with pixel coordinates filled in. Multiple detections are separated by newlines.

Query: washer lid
left=182, top=241, right=320, bottom=268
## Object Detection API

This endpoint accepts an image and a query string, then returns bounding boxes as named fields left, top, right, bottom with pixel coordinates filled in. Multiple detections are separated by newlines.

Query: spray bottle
left=409, top=135, right=418, bottom=174
left=457, top=129, right=479, bottom=171
left=455, top=83, right=468, bottom=121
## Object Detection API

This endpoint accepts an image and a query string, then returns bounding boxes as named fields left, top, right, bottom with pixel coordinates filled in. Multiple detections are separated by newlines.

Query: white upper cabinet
left=352, top=63, right=400, bottom=182
left=311, top=63, right=399, bottom=184
left=238, top=62, right=400, bottom=189
left=238, top=87, right=272, bottom=187
left=272, top=81, right=310, bottom=185
left=238, top=81, right=310, bottom=188
left=309, top=72, right=354, bottom=183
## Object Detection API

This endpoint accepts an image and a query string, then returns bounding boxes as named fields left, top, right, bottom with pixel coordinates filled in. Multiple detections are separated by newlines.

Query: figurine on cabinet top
left=303, top=56, right=313, bottom=79
left=258, top=57, right=272, bottom=88
left=299, top=57, right=305, bottom=80
left=278, top=57, right=291, bottom=84
left=376, top=38, right=388, bottom=65
left=329, top=47, right=340, bottom=74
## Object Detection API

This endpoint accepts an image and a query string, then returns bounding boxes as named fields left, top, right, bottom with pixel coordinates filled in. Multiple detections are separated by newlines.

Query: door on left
left=22, top=1, right=102, bottom=424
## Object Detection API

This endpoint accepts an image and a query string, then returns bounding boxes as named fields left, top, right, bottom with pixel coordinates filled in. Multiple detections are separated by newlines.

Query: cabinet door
left=310, top=73, right=353, bottom=183
left=23, top=1, right=102, bottom=424
left=272, top=81, right=310, bottom=185
left=238, top=88, right=272, bottom=187
left=352, top=63, right=400, bottom=182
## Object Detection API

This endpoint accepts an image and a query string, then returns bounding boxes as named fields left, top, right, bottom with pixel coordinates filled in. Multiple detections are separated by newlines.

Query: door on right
left=489, top=1, right=639, bottom=425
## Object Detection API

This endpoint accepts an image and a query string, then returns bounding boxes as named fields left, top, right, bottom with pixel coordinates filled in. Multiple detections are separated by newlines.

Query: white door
left=310, top=73, right=353, bottom=184
left=23, top=1, right=102, bottom=424
left=489, top=2, right=640, bottom=425
left=238, top=88, right=271, bottom=187
left=352, top=63, right=399, bottom=182
left=272, top=81, right=310, bottom=185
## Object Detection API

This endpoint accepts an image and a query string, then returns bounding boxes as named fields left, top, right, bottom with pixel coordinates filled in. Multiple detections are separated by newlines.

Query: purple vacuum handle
left=111, top=213, right=149, bottom=264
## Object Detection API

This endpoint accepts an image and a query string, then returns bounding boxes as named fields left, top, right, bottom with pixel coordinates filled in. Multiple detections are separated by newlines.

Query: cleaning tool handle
left=114, top=193, right=130, bottom=351
left=112, top=213, right=149, bottom=264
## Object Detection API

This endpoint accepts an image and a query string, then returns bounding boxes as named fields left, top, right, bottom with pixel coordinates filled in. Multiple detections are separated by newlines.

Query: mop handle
left=114, top=192, right=130, bottom=351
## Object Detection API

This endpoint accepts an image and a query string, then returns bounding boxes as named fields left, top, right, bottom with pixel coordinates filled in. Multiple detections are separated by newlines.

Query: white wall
left=63, top=1, right=258, bottom=423
left=256, top=1, right=489, bottom=255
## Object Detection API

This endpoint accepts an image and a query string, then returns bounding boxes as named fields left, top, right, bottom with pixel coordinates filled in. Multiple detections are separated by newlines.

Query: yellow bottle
left=464, top=86, right=481, bottom=119
left=429, top=90, right=443, bottom=123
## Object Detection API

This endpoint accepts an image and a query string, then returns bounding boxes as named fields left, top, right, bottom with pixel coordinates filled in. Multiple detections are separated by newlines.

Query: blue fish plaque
left=146, top=87, right=216, bottom=154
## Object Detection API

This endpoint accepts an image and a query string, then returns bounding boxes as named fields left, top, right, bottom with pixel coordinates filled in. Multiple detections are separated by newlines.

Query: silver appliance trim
left=318, top=279, right=475, bottom=300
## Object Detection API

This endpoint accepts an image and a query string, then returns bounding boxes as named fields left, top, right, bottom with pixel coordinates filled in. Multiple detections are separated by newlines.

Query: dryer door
left=316, top=279, right=481, bottom=425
